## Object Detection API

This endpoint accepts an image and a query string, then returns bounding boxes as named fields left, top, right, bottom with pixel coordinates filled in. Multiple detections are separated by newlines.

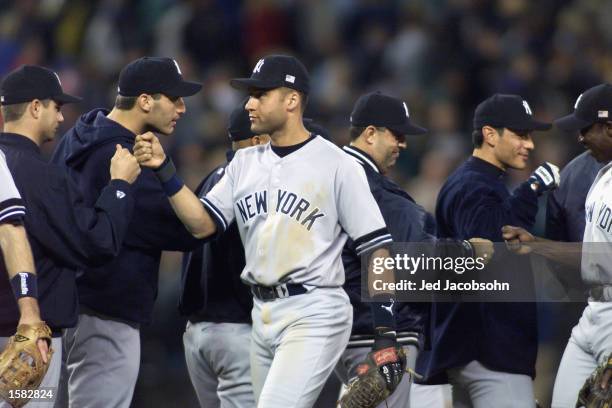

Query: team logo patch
left=14, top=334, right=30, bottom=342
left=53, top=72, right=62, bottom=86
left=285, top=74, right=295, bottom=84
left=403, top=102, right=410, bottom=117
left=116, top=191, right=126, bottom=199
left=522, top=100, right=533, bottom=115
left=598, top=110, right=609, bottom=118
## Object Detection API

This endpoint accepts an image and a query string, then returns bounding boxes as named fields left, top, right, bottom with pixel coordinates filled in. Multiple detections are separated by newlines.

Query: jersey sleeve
left=0, top=152, right=25, bottom=224
left=202, top=159, right=236, bottom=233
left=335, top=158, right=392, bottom=255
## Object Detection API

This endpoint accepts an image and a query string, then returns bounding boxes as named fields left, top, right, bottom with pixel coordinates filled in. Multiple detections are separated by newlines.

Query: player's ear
left=285, top=90, right=300, bottom=113
left=137, top=94, right=153, bottom=113
left=482, top=126, right=499, bottom=147
left=28, top=99, right=42, bottom=120
left=364, top=126, right=378, bottom=145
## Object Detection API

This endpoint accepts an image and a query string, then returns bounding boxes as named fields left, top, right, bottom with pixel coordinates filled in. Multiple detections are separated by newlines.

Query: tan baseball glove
left=576, top=354, right=612, bottom=408
left=0, top=323, right=53, bottom=408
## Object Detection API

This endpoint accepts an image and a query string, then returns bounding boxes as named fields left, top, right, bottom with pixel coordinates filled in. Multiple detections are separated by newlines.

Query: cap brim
left=554, top=113, right=592, bottom=132
left=166, top=80, right=203, bottom=98
left=53, top=93, right=82, bottom=104
left=512, top=118, right=552, bottom=132
left=230, top=78, right=280, bottom=91
left=389, top=122, right=428, bottom=136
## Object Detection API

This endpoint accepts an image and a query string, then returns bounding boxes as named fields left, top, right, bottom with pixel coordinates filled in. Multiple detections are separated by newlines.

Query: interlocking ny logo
left=172, top=59, right=182, bottom=75
left=53, top=72, right=62, bottom=86
left=403, top=102, right=410, bottom=117
left=522, top=100, right=533, bottom=115
left=575, top=93, right=584, bottom=109
left=253, top=59, right=265, bottom=74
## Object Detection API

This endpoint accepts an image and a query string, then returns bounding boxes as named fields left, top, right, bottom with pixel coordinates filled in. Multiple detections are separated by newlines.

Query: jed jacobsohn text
left=373, top=279, right=510, bottom=292
left=372, top=254, right=487, bottom=275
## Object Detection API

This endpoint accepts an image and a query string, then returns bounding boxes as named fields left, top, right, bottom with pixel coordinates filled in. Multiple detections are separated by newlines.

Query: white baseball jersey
left=201, top=136, right=392, bottom=287
left=582, top=161, right=612, bottom=285
left=0, top=150, right=25, bottom=224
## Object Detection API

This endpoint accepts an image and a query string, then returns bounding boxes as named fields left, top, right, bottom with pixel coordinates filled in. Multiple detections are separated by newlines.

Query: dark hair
left=349, top=126, right=367, bottom=140
left=349, top=125, right=388, bottom=140
left=115, top=93, right=162, bottom=110
left=1, top=99, right=51, bottom=122
left=472, top=127, right=504, bottom=148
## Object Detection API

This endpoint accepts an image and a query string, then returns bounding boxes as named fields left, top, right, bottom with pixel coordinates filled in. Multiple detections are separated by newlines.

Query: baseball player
left=49, top=57, right=203, bottom=408
left=337, top=91, right=491, bottom=408
left=0, top=64, right=140, bottom=408
left=181, top=102, right=268, bottom=408
left=427, top=94, right=559, bottom=407
left=504, top=83, right=612, bottom=407
left=134, top=54, right=400, bottom=408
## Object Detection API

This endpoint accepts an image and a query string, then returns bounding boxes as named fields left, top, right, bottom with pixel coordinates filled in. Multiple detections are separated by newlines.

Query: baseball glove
left=576, top=354, right=612, bottom=408
left=339, top=346, right=406, bottom=408
left=0, top=322, right=53, bottom=408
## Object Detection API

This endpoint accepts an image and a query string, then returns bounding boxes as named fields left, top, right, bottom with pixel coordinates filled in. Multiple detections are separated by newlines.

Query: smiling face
left=579, top=122, right=612, bottom=162
left=483, top=127, right=534, bottom=170
left=147, top=94, right=186, bottom=135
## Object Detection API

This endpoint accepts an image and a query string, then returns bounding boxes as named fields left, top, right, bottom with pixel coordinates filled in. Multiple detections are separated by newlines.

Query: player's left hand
left=502, top=225, right=534, bottom=255
left=370, top=328, right=405, bottom=392
left=529, top=162, right=560, bottom=195
left=133, top=132, right=166, bottom=169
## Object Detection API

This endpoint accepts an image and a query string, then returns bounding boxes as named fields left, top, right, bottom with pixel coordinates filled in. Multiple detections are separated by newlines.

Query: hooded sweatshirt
left=51, top=109, right=201, bottom=324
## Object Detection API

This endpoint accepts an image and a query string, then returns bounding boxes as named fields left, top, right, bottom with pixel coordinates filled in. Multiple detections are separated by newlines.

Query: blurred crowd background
left=1, top=0, right=611, bottom=406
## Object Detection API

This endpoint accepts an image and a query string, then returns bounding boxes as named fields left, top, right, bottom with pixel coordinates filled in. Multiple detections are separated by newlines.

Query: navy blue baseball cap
left=230, top=55, right=310, bottom=94
left=350, top=92, right=427, bottom=135
left=555, top=84, right=612, bottom=132
left=473, top=94, right=551, bottom=131
left=228, top=100, right=255, bottom=142
left=0, top=65, right=81, bottom=105
left=118, top=57, right=202, bottom=98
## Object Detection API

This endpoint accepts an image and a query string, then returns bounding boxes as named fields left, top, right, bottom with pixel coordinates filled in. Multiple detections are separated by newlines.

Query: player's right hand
left=134, top=132, right=166, bottom=169
left=110, top=144, right=141, bottom=184
left=501, top=225, right=534, bottom=255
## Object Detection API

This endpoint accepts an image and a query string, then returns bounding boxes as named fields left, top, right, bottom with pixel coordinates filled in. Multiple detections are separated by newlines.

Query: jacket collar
left=342, top=145, right=381, bottom=174
left=466, top=156, right=505, bottom=179
left=0, top=132, right=41, bottom=155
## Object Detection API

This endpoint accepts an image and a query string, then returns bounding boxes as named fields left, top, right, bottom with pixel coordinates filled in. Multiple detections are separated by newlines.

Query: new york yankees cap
left=555, top=84, right=612, bottom=132
left=0, top=65, right=81, bottom=105
left=230, top=55, right=310, bottom=94
left=350, top=92, right=427, bottom=135
left=118, top=57, right=202, bottom=98
left=473, top=94, right=551, bottom=131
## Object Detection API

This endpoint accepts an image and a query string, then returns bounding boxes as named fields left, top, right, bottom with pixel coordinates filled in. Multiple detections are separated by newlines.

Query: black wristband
left=154, top=156, right=177, bottom=183
left=10, top=272, right=38, bottom=300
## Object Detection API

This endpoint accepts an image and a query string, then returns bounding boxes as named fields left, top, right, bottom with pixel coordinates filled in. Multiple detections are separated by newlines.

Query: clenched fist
left=133, top=132, right=166, bottom=169
left=110, top=144, right=141, bottom=184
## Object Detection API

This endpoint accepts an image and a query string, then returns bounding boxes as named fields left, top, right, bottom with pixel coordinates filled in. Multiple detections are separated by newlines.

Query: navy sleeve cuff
left=0, top=198, right=25, bottom=224
left=354, top=227, right=393, bottom=255
left=200, top=197, right=228, bottom=233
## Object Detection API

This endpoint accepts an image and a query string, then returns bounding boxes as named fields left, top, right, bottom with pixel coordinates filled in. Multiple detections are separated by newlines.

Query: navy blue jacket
left=424, top=156, right=540, bottom=382
left=179, top=151, right=252, bottom=323
left=341, top=146, right=433, bottom=337
left=0, top=133, right=135, bottom=336
left=51, top=109, right=201, bottom=324
left=546, top=151, right=604, bottom=242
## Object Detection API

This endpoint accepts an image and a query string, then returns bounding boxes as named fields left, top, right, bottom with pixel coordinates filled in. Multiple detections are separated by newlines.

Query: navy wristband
left=10, top=272, right=38, bottom=300
left=370, top=294, right=396, bottom=330
left=154, top=156, right=177, bottom=183
left=161, top=175, right=184, bottom=197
